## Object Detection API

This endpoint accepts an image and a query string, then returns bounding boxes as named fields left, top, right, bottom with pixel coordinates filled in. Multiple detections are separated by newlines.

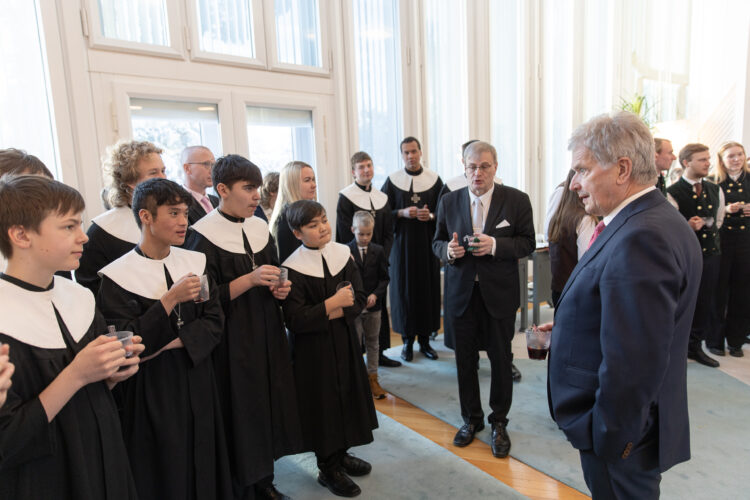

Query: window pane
left=352, top=0, right=403, bottom=189
left=196, top=0, right=255, bottom=58
left=98, top=0, right=170, bottom=46
left=423, top=0, right=469, bottom=180
left=246, top=106, right=315, bottom=175
left=0, top=0, right=60, bottom=178
left=274, top=0, right=322, bottom=67
left=130, top=98, right=222, bottom=181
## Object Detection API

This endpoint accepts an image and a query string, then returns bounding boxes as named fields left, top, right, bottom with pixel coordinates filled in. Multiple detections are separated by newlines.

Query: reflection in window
left=0, top=0, right=59, bottom=177
left=246, top=106, right=315, bottom=175
left=98, top=0, right=170, bottom=46
left=196, top=0, right=255, bottom=57
left=274, top=0, right=322, bottom=67
left=130, top=98, right=222, bottom=181
left=352, top=0, right=403, bottom=189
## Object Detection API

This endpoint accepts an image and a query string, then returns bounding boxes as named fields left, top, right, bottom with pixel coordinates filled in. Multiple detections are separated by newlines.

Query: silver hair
left=568, top=111, right=657, bottom=185
left=463, top=141, right=498, bottom=164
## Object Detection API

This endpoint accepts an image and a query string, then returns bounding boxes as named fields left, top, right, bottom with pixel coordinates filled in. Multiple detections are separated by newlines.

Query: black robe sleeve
left=282, top=270, right=330, bottom=335
left=380, top=206, right=395, bottom=259
left=381, top=178, right=401, bottom=220
left=335, top=195, right=356, bottom=244
left=0, top=388, right=53, bottom=469
left=175, top=275, right=224, bottom=367
left=343, top=258, right=367, bottom=320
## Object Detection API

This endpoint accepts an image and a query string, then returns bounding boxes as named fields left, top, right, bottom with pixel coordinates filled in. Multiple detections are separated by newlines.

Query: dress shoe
left=378, top=354, right=402, bottom=367
left=511, top=363, right=522, bottom=383
left=340, top=453, right=372, bottom=476
left=419, top=343, right=439, bottom=360
left=318, top=467, right=361, bottom=497
left=490, top=423, right=511, bottom=458
left=688, top=349, right=720, bottom=367
left=708, top=347, right=725, bottom=356
left=256, top=484, right=290, bottom=500
left=744, top=336, right=750, bottom=345
left=401, top=342, right=414, bottom=362
left=429, top=331, right=438, bottom=340
left=453, top=422, right=484, bottom=447
left=368, top=373, right=386, bottom=399
left=728, top=346, right=744, bottom=357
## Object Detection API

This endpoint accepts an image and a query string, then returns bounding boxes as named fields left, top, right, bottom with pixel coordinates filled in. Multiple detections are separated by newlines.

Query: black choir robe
left=381, top=168, right=443, bottom=337
left=282, top=243, right=378, bottom=457
left=272, top=205, right=301, bottom=263
left=77, top=206, right=139, bottom=294
left=96, top=247, right=232, bottom=500
left=186, top=209, right=303, bottom=489
left=0, top=274, right=137, bottom=500
left=335, top=182, right=394, bottom=258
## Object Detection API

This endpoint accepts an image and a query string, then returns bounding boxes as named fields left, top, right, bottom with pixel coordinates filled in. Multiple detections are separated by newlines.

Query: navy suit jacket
left=548, top=189, right=702, bottom=472
left=347, top=240, right=389, bottom=311
left=432, top=184, right=535, bottom=320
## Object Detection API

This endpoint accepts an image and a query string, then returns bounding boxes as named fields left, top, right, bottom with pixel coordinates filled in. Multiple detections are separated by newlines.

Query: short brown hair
left=350, top=151, right=372, bottom=170
left=0, top=148, right=53, bottom=178
left=654, top=138, right=666, bottom=154
left=679, top=143, right=709, bottom=168
left=103, top=140, right=163, bottom=208
left=0, top=175, right=85, bottom=258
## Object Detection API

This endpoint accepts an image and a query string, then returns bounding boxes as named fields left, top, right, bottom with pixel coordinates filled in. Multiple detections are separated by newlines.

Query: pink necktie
left=200, top=196, right=213, bottom=214
left=587, top=221, right=606, bottom=249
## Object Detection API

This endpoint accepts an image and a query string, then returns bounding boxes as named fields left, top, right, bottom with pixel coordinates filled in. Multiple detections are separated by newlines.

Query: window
left=0, top=0, right=60, bottom=177
left=273, top=0, right=323, bottom=68
left=130, top=98, right=223, bottom=181
left=351, top=0, right=403, bottom=189
left=246, top=106, right=315, bottom=175
left=196, top=0, right=256, bottom=57
left=97, top=0, right=170, bottom=46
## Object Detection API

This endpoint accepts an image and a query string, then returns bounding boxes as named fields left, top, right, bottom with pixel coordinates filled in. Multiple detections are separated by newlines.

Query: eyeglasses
left=187, top=161, right=215, bottom=169
left=465, top=164, right=493, bottom=173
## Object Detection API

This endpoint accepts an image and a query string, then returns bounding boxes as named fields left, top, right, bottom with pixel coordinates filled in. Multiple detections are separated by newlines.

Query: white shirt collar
left=468, top=184, right=495, bottom=206
left=681, top=174, right=702, bottom=186
left=603, top=186, right=656, bottom=226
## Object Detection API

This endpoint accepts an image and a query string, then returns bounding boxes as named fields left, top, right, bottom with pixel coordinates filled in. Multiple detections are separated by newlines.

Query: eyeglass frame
left=186, top=161, right=215, bottom=169
left=464, top=163, right=494, bottom=174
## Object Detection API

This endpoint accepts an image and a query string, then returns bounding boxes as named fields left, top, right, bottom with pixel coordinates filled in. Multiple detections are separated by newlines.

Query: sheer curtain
left=97, top=0, right=170, bottom=45
left=196, top=0, right=255, bottom=57
left=274, top=0, right=322, bottom=67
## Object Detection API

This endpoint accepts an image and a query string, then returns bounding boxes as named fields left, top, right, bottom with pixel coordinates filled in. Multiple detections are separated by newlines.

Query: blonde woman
left=270, top=161, right=317, bottom=262
left=710, top=142, right=750, bottom=356
left=76, top=140, right=166, bottom=293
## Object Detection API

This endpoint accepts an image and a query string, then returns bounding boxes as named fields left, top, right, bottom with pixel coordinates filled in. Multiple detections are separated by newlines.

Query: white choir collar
left=388, top=168, right=440, bottom=193
left=191, top=209, right=269, bottom=255
left=445, top=174, right=503, bottom=192
left=339, top=183, right=388, bottom=210
left=282, top=241, right=351, bottom=278
left=98, top=247, right=206, bottom=300
left=0, top=275, right=95, bottom=348
left=91, top=206, right=141, bottom=244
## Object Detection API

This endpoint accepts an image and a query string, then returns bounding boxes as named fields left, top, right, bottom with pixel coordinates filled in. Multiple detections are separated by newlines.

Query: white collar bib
left=98, top=247, right=206, bottom=300
left=388, top=168, right=440, bottom=193
left=92, top=206, right=140, bottom=244
left=191, top=209, right=269, bottom=255
left=282, top=242, right=351, bottom=278
left=339, top=183, right=389, bottom=210
left=0, top=276, right=95, bottom=348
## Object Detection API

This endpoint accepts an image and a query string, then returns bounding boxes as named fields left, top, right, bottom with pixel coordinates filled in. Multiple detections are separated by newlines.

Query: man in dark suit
left=432, top=141, right=535, bottom=458
left=654, top=138, right=676, bottom=195
left=544, top=112, right=702, bottom=499
left=181, top=145, right=219, bottom=225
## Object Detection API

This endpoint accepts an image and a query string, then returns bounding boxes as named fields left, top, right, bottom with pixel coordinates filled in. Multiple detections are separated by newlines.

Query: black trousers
left=690, top=254, right=720, bottom=351
left=378, top=296, right=391, bottom=353
left=448, top=283, right=514, bottom=426
left=713, top=231, right=750, bottom=349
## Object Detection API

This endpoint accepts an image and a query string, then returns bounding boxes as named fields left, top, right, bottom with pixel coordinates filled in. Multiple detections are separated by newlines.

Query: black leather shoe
left=378, top=354, right=402, bottom=367
left=453, top=422, right=484, bottom=447
left=708, top=347, right=725, bottom=356
left=419, top=343, right=438, bottom=360
left=688, top=349, right=720, bottom=367
left=256, top=484, right=290, bottom=500
left=728, top=346, right=744, bottom=357
left=401, top=342, right=414, bottom=362
left=744, top=336, right=750, bottom=345
left=429, top=331, right=438, bottom=340
left=318, top=468, right=361, bottom=497
left=491, top=423, right=511, bottom=458
left=340, top=453, right=371, bottom=476
left=511, top=363, right=522, bottom=383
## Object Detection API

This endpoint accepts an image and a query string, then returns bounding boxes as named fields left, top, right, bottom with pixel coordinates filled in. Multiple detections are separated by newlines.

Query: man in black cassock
left=381, top=137, right=443, bottom=361
left=336, top=151, right=400, bottom=368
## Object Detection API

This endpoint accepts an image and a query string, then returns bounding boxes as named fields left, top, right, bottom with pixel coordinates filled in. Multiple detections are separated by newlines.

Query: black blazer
left=187, top=193, right=219, bottom=226
left=347, top=240, right=389, bottom=311
left=433, top=184, right=535, bottom=319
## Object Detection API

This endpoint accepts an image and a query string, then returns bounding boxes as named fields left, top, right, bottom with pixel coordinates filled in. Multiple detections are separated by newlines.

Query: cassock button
left=702, top=234, right=707, bottom=238
left=708, top=205, right=712, bottom=209
left=740, top=189, right=744, bottom=192
left=729, top=183, right=735, bottom=187
left=727, top=189, right=732, bottom=193
left=742, top=226, right=746, bottom=230
left=697, top=206, right=702, bottom=210
left=693, top=195, right=698, bottom=199
left=703, top=248, right=707, bottom=252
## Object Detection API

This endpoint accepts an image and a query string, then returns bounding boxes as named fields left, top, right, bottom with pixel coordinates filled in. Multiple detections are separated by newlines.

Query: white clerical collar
left=0, top=275, right=95, bottom=348
left=603, top=186, right=656, bottom=226
left=339, top=182, right=388, bottom=210
left=388, top=167, right=440, bottom=192
left=98, top=247, right=206, bottom=300
left=191, top=209, right=269, bottom=254
left=445, top=174, right=503, bottom=192
left=92, top=206, right=141, bottom=244
left=282, top=241, right=351, bottom=278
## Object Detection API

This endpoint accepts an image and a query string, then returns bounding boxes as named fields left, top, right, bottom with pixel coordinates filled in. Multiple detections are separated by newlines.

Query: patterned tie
left=587, top=220, right=606, bottom=249
left=693, top=182, right=702, bottom=197
left=472, top=198, right=484, bottom=233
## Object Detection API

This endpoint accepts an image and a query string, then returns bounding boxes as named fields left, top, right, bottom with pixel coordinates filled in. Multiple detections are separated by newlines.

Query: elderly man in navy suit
left=433, top=141, right=535, bottom=458
left=542, top=112, right=702, bottom=499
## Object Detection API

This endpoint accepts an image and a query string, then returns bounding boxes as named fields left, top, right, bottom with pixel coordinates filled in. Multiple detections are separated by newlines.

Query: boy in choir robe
left=96, top=178, right=232, bottom=500
left=347, top=210, right=390, bottom=399
left=0, top=174, right=144, bottom=499
left=77, top=140, right=167, bottom=294
left=186, top=154, right=302, bottom=500
left=282, top=200, right=378, bottom=498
